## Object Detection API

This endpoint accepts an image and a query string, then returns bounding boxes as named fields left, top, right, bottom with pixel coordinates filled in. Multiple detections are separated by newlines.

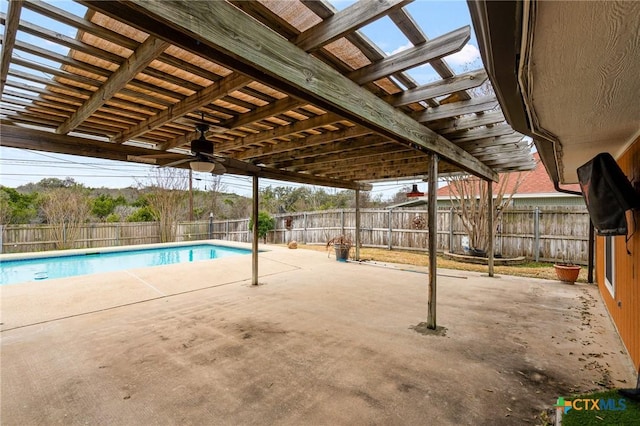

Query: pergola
left=0, top=0, right=535, bottom=328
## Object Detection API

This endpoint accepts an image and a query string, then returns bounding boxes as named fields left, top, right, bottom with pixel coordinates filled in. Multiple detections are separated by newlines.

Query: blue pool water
left=0, top=244, right=251, bottom=285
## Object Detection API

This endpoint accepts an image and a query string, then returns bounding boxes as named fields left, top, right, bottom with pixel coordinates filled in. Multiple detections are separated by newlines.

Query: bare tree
left=40, top=187, right=90, bottom=249
left=141, top=168, right=189, bottom=243
left=208, top=175, right=226, bottom=219
left=447, top=171, right=527, bottom=252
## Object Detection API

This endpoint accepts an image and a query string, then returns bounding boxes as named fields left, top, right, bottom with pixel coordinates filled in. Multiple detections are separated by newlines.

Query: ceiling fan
left=162, top=123, right=227, bottom=174
left=128, top=118, right=261, bottom=175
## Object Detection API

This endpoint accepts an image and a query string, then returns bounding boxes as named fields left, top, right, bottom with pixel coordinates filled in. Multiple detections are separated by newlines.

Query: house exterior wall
left=436, top=196, right=584, bottom=209
left=512, top=197, right=585, bottom=208
left=596, top=138, right=640, bottom=370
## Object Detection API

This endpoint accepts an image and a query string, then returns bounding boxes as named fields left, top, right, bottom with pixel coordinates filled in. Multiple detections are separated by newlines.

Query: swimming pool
left=0, top=243, right=251, bottom=285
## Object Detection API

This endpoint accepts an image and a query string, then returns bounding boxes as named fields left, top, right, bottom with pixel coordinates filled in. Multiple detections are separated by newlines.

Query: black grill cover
left=577, top=153, right=640, bottom=235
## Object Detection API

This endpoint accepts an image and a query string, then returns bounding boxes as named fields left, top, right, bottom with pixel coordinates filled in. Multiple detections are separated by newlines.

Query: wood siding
left=596, top=138, right=640, bottom=370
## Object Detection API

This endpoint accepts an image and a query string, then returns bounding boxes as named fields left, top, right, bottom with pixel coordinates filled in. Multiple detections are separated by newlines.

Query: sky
left=0, top=0, right=481, bottom=198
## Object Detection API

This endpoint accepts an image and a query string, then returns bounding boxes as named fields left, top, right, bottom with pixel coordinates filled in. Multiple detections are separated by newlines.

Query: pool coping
left=0, top=239, right=269, bottom=262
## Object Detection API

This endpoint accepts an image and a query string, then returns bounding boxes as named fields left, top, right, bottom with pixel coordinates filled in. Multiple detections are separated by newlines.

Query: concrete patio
left=1, top=244, right=635, bottom=425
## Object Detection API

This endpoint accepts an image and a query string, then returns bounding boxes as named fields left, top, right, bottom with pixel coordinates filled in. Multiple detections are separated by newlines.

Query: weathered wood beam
left=383, top=69, right=487, bottom=107
left=430, top=110, right=505, bottom=134
left=232, top=125, right=374, bottom=161
left=348, top=26, right=470, bottom=85
left=389, top=7, right=471, bottom=102
left=411, top=95, right=498, bottom=123
left=267, top=137, right=396, bottom=168
left=293, top=0, right=412, bottom=52
left=300, top=147, right=415, bottom=174
left=456, top=134, right=523, bottom=150
left=256, top=167, right=372, bottom=191
left=448, top=124, right=514, bottom=143
left=87, top=0, right=496, bottom=181
left=24, top=0, right=221, bottom=84
left=0, top=0, right=23, bottom=94
left=219, top=97, right=300, bottom=133
left=483, top=157, right=536, bottom=170
left=115, top=0, right=407, bottom=147
left=318, top=152, right=429, bottom=178
left=332, top=164, right=430, bottom=181
left=216, top=112, right=346, bottom=152
left=56, top=36, right=169, bottom=135
left=1, top=121, right=167, bottom=160
left=125, top=73, right=250, bottom=145
left=0, top=121, right=371, bottom=190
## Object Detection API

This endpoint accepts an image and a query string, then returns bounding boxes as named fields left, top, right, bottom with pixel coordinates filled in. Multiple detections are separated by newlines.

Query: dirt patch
left=294, top=244, right=589, bottom=283
left=410, top=322, right=448, bottom=336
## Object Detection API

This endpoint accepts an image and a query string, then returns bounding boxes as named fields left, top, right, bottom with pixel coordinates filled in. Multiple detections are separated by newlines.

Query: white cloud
left=445, top=44, right=482, bottom=68
left=387, top=42, right=413, bottom=56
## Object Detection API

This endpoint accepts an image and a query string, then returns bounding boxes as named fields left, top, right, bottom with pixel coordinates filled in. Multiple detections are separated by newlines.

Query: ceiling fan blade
left=162, top=158, right=192, bottom=168
left=139, top=153, right=185, bottom=159
left=202, top=153, right=260, bottom=173
left=212, top=161, right=227, bottom=175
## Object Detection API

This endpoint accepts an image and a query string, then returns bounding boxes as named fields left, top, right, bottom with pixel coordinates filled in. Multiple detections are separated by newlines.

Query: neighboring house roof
left=436, top=153, right=581, bottom=198
left=387, top=153, right=582, bottom=209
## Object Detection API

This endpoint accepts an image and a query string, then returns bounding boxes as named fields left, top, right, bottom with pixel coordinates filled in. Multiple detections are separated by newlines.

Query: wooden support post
left=189, top=169, right=193, bottom=221
left=588, top=220, right=595, bottom=283
left=487, top=179, right=494, bottom=277
left=355, top=189, right=361, bottom=261
left=427, top=154, right=438, bottom=330
left=252, top=174, right=259, bottom=286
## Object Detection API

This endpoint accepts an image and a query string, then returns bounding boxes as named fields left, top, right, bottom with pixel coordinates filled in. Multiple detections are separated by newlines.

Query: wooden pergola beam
left=294, top=0, right=412, bottom=52
left=260, top=134, right=389, bottom=163
left=0, top=0, right=23, bottom=94
left=448, top=124, right=514, bottom=144
left=56, top=36, right=170, bottom=135
left=431, top=110, right=505, bottom=134
left=117, top=73, right=251, bottom=144
left=389, top=7, right=471, bottom=102
left=411, top=95, right=498, bottom=123
left=383, top=69, right=487, bottom=107
left=348, top=26, right=471, bottom=85
left=86, top=0, right=496, bottom=181
left=0, top=122, right=370, bottom=191
left=269, top=139, right=399, bottom=169
left=116, top=1, right=409, bottom=147
left=216, top=112, right=346, bottom=152
left=232, top=125, right=373, bottom=161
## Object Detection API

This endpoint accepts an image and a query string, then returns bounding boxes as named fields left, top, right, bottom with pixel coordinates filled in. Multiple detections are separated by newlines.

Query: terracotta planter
left=554, top=263, right=581, bottom=283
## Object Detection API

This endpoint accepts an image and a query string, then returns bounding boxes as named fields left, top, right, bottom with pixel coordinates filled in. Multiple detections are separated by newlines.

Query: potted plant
left=326, top=235, right=353, bottom=262
left=554, top=260, right=581, bottom=284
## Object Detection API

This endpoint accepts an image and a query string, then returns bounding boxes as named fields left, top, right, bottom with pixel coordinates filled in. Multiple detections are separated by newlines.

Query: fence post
left=534, top=207, right=540, bottom=262
left=387, top=209, right=392, bottom=250
left=340, top=209, right=345, bottom=235
left=303, top=213, right=307, bottom=244
left=226, top=220, right=229, bottom=241
left=449, top=207, right=454, bottom=252
left=0, top=224, right=3, bottom=254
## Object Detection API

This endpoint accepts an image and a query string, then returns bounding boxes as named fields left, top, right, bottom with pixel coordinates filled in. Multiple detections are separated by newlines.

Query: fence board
left=0, top=207, right=590, bottom=263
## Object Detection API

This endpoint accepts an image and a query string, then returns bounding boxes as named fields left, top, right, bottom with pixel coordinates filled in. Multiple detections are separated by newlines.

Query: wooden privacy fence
left=0, top=208, right=590, bottom=264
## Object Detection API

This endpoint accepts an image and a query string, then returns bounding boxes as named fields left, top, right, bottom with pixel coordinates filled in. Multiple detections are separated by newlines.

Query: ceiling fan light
left=190, top=161, right=215, bottom=173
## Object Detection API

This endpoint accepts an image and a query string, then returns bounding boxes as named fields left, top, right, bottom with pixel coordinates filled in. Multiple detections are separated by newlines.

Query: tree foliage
left=249, top=211, right=275, bottom=243
left=0, top=186, right=40, bottom=224
left=91, top=194, right=126, bottom=220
